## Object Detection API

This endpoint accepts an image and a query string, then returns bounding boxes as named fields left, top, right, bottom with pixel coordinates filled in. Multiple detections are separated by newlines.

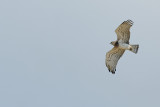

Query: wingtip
left=126, top=19, right=134, bottom=25
left=108, top=69, right=110, bottom=72
left=108, top=69, right=116, bottom=74
left=111, top=72, right=115, bottom=74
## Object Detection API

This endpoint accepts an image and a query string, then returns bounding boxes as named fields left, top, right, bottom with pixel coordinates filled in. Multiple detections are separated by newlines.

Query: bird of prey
left=105, top=20, right=139, bottom=74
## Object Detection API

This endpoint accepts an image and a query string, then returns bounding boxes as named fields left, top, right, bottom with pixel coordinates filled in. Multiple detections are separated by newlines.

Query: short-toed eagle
left=106, top=20, right=139, bottom=74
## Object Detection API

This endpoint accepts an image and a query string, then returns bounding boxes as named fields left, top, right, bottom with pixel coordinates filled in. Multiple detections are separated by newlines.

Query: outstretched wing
left=115, top=20, right=133, bottom=43
left=105, top=47, right=125, bottom=74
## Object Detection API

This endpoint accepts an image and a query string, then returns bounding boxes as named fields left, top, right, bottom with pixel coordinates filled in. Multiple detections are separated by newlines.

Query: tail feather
left=130, top=45, right=139, bottom=54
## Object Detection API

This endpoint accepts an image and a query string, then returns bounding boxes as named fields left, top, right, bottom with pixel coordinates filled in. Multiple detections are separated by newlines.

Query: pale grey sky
left=0, top=0, right=160, bottom=107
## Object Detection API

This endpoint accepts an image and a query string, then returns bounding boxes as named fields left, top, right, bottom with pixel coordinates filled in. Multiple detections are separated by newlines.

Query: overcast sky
left=0, top=0, right=160, bottom=107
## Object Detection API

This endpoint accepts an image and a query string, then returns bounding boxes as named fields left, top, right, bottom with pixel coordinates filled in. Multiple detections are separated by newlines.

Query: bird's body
left=106, top=20, right=139, bottom=74
left=119, top=42, right=131, bottom=50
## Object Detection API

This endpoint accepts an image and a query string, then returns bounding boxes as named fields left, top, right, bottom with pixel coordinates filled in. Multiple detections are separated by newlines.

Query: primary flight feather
left=106, top=20, right=139, bottom=74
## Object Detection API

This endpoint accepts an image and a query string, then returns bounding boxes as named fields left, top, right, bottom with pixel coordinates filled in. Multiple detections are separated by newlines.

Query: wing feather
left=115, top=20, right=133, bottom=43
left=105, top=47, right=125, bottom=74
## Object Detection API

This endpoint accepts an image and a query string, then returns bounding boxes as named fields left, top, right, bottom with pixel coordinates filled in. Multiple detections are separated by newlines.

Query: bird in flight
left=105, top=20, right=139, bottom=74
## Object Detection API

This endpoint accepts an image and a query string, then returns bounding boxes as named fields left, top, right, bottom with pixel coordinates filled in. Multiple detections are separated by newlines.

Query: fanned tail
left=130, top=45, right=139, bottom=54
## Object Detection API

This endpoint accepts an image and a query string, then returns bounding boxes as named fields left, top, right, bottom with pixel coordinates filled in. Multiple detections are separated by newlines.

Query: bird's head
left=110, top=41, right=118, bottom=46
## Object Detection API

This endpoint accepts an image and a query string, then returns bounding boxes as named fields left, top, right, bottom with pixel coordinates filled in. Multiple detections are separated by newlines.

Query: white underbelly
left=119, top=43, right=131, bottom=50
